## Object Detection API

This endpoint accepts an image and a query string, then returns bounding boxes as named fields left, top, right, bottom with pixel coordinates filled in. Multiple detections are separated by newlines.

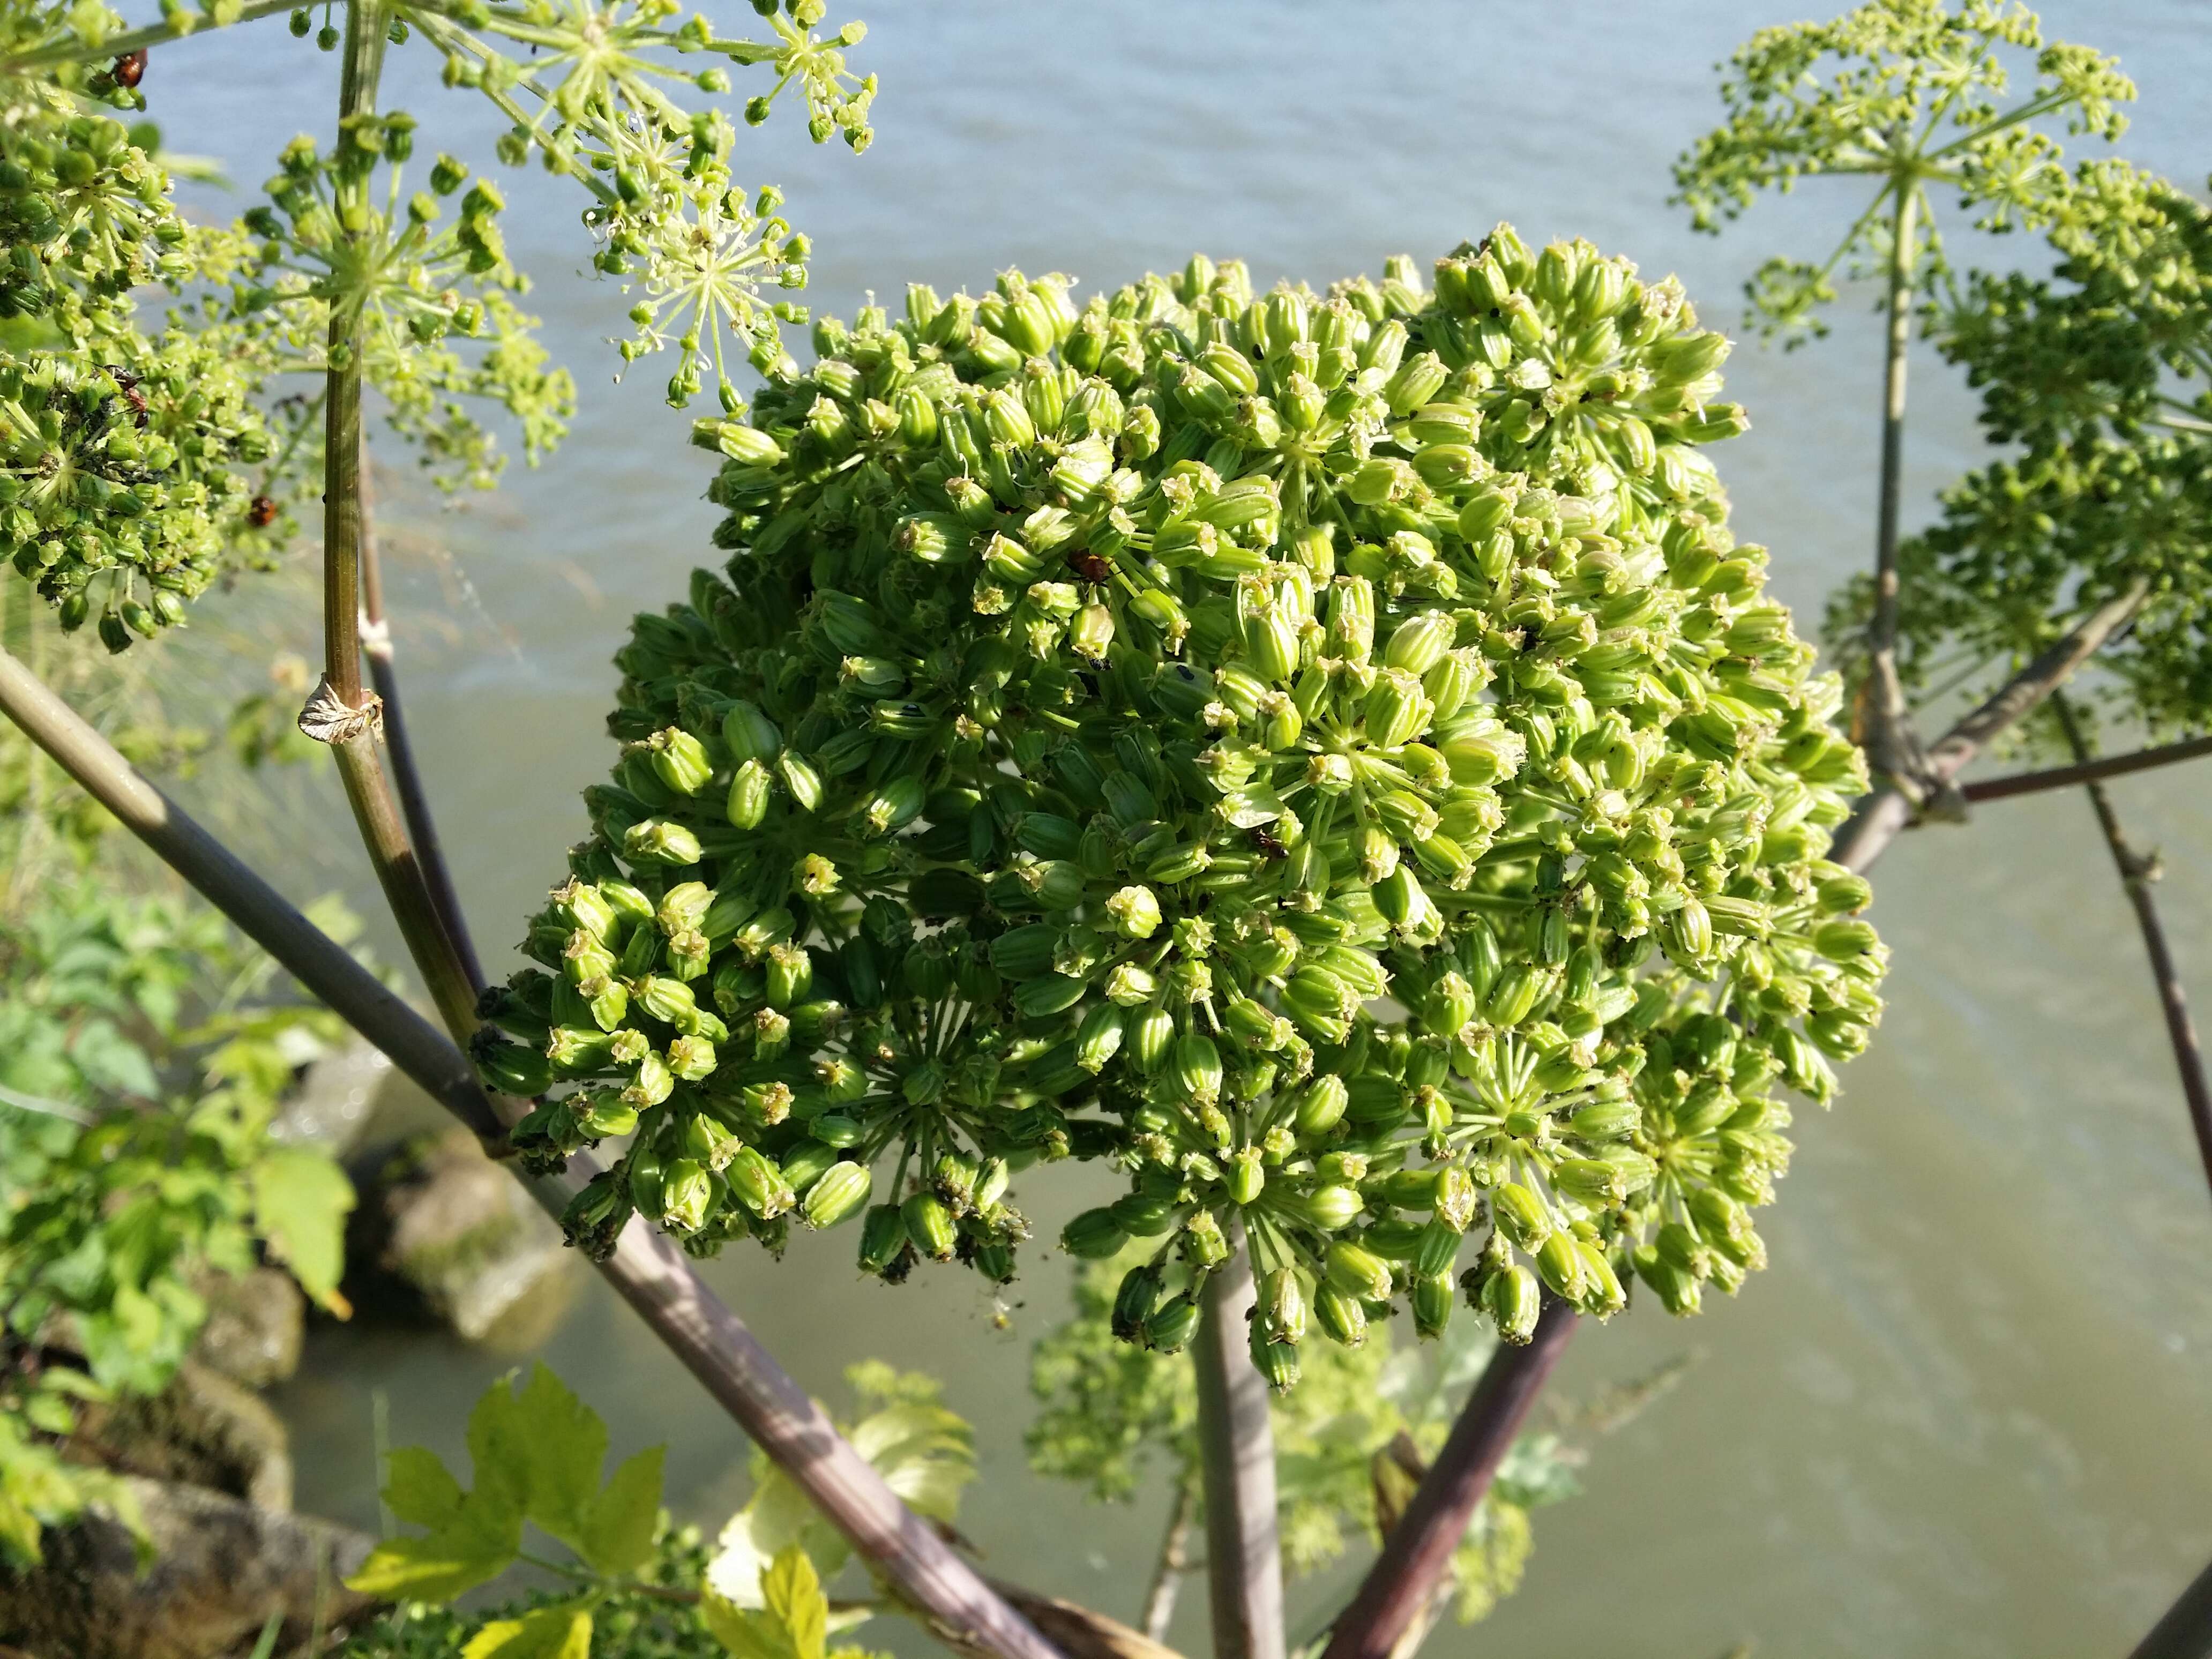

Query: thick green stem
left=2051, top=694, right=2212, bottom=1203
left=1192, top=1227, right=1284, bottom=1659
left=1866, top=178, right=1918, bottom=726
left=358, top=475, right=484, bottom=993
left=5, top=0, right=300, bottom=71
left=310, top=0, right=485, bottom=1038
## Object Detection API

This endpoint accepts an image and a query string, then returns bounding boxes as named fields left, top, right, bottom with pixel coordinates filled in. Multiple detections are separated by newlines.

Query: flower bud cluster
left=500, top=226, right=1887, bottom=1383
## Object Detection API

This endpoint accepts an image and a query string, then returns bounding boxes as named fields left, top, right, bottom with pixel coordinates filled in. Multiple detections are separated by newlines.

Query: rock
left=346, top=1127, right=580, bottom=1347
left=272, top=1036, right=392, bottom=1160
left=0, top=1477, right=379, bottom=1659
left=191, top=1268, right=304, bottom=1390
left=70, top=1361, right=292, bottom=1514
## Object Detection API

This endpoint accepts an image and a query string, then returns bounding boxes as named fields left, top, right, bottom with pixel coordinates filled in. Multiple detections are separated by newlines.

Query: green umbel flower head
left=498, top=226, right=1887, bottom=1383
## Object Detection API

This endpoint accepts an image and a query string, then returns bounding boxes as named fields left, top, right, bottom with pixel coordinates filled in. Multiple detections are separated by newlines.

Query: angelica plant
left=1672, top=0, right=2133, bottom=804
left=492, top=226, right=1885, bottom=1389
left=0, top=0, right=872, bottom=648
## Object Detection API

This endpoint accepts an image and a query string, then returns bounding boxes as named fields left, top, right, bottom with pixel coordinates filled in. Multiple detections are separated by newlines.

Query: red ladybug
left=248, top=495, right=278, bottom=528
left=113, top=49, right=146, bottom=88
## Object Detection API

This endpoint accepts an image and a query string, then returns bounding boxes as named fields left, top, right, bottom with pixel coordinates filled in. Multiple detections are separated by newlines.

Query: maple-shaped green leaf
left=762, top=1543, right=827, bottom=1659
left=382, top=1445, right=465, bottom=1530
left=249, top=1146, right=354, bottom=1313
left=701, top=1544, right=830, bottom=1659
left=343, top=1485, right=521, bottom=1602
left=578, top=1445, right=665, bottom=1576
left=460, top=1603, right=593, bottom=1659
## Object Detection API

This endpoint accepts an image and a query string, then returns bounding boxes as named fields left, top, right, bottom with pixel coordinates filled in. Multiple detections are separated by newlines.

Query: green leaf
left=343, top=1488, right=520, bottom=1602
left=249, top=1146, right=354, bottom=1313
left=460, top=1604, right=593, bottom=1659
left=701, top=1592, right=789, bottom=1659
left=761, top=1543, right=827, bottom=1659
left=577, top=1444, right=664, bottom=1576
left=382, top=1445, right=465, bottom=1531
left=468, top=1363, right=610, bottom=1552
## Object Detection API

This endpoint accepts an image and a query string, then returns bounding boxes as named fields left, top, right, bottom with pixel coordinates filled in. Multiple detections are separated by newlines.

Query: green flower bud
left=1415, top=1218, right=1462, bottom=1279
left=1411, top=1271, right=1453, bottom=1339
left=1061, top=1206, right=1129, bottom=1260
left=659, top=1157, right=714, bottom=1231
left=1484, top=1263, right=1542, bottom=1343
left=1145, top=1292, right=1201, bottom=1354
left=858, top=1204, right=910, bottom=1274
left=1294, top=1074, right=1349, bottom=1137
left=1179, top=1210, right=1229, bottom=1269
left=1176, top=1033, right=1224, bottom=1105
left=1127, top=1006, right=1175, bottom=1072
left=1492, top=1182, right=1551, bottom=1249
left=1250, top=1327, right=1300, bottom=1392
left=648, top=727, right=713, bottom=795
left=1226, top=1146, right=1264, bottom=1206
left=899, top=1192, right=956, bottom=1261
left=804, top=1161, right=872, bottom=1229
left=1324, top=1239, right=1394, bottom=1301
left=1313, top=1282, right=1369, bottom=1348
left=1111, top=1264, right=1164, bottom=1341
left=1076, top=1002, right=1126, bottom=1073
left=1107, top=884, right=1163, bottom=939
left=1294, top=1183, right=1362, bottom=1232
left=625, top=819, right=704, bottom=866
left=726, top=1144, right=794, bottom=1219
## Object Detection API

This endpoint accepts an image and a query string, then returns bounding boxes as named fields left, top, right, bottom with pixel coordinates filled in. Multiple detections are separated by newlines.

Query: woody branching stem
left=1140, top=1475, right=1198, bottom=1645
left=1960, top=733, right=2212, bottom=803
left=1192, top=1228, right=1284, bottom=1659
left=310, top=0, right=485, bottom=1040
left=356, top=475, right=483, bottom=992
left=1317, top=1301, right=1576, bottom=1659
left=2131, top=1556, right=2212, bottom=1659
left=2050, top=694, right=2212, bottom=1200
left=0, top=642, right=1065, bottom=1659
left=1829, top=580, right=2150, bottom=873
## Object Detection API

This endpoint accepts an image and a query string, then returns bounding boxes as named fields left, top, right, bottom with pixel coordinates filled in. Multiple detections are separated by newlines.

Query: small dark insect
left=112, top=49, right=146, bottom=88
left=1249, top=824, right=1288, bottom=860
left=104, top=365, right=147, bottom=426
left=247, top=495, right=279, bottom=528
left=1064, top=548, right=1111, bottom=585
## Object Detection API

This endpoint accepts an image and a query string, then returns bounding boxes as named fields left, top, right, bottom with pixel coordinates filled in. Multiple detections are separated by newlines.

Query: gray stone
left=191, top=1267, right=305, bottom=1390
left=348, top=1126, right=579, bottom=1346
left=0, top=1477, right=380, bottom=1659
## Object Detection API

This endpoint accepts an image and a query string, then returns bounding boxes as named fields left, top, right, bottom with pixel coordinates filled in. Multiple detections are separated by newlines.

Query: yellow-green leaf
left=701, top=1591, right=793, bottom=1659
left=467, top=1364, right=609, bottom=1550
left=761, top=1543, right=827, bottom=1659
left=250, top=1147, right=354, bottom=1314
left=343, top=1489, right=519, bottom=1603
left=382, top=1445, right=464, bottom=1531
left=578, top=1445, right=664, bottom=1576
left=461, top=1604, right=592, bottom=1659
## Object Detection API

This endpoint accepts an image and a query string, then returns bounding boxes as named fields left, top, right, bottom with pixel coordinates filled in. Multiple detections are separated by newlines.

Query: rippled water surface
left=131, top=4, right=2212, bottom=1654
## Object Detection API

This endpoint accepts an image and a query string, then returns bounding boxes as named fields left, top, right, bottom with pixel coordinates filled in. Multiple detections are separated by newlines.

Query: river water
left=132, top=3, right=2212, bottom=1654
